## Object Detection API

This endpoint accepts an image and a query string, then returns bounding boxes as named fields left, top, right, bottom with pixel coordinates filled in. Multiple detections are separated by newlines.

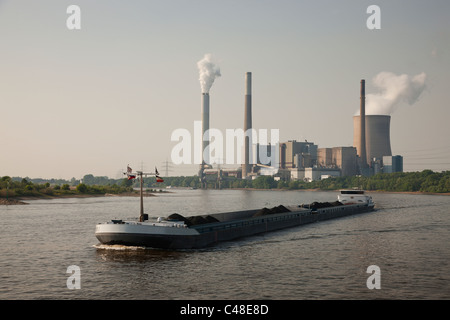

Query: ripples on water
left=0, top=190, right=449, bottom=300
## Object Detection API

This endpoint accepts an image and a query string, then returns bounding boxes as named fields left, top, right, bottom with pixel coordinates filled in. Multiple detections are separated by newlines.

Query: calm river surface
left=0, top=189, right=449, bottom=300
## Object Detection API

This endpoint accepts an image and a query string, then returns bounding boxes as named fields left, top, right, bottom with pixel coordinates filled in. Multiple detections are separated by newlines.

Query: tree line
left=150, top=170, right=450, bottom=193
left=0, top=176, right=133, bottom=198
left=1, top=170, right=449, bottom=199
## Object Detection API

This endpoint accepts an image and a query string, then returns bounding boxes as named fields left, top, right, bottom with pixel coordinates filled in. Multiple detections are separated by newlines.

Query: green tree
left=121, top=178, right=133, bottom=188
left=76, top=183, right=88, bottom=193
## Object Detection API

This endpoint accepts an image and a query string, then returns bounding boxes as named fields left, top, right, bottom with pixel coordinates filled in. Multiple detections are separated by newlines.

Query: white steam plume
left=197, top=53, right=221, bottom=93
left=357, top=72, right=427, bottom=115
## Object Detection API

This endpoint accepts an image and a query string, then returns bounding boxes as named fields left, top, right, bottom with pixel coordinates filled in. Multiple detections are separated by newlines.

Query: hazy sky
left=1, top=0, right=449, bottom=179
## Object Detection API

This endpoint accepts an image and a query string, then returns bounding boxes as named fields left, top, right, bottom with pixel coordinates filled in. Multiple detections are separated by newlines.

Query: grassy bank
left=0, top=177, right=135, bottom=203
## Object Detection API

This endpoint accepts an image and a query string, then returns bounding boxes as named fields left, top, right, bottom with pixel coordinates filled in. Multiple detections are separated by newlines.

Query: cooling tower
left=242, top=72, right=252, bottom=178
left=353, top=115, right=392, bottom=165
left=201, top=92, right=210, bottom=165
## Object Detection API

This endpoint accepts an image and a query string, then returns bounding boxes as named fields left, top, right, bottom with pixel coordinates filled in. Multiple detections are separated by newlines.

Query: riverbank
left=0, top=190, right=161, bottom=205
left=0, top=199, right=28, bottom=205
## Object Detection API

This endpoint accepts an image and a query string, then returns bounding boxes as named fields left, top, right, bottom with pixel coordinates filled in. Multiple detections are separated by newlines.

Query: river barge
left=95, top=173, right=375, bottom=249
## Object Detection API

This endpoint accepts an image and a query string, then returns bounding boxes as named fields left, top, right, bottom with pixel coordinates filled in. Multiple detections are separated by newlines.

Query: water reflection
left=93, top=244, right=188, bottom=263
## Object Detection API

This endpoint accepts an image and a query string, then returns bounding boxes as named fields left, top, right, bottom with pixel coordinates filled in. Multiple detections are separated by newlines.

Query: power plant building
left=383, top=155, right=403, bottom=173
left=317, top=147, right=358, bottom=177
left=279, top=140, right=317, bottom=169
left=317, top=148, right=333, bottom=167
left=278, top=140, right=345, bottom=181
left=291, top=167, right=340, bottom=182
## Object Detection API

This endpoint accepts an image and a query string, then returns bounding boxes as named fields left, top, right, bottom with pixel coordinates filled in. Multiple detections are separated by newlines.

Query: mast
left=138, top=171, right=144, bottom=221
left=125, top=165, right=162, bottom=222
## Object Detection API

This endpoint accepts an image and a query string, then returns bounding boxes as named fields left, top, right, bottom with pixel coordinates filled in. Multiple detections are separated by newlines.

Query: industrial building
left=282, top=145, right=358, bottom=182
left=317, top=147, right=358, bottom=176
left=289, top=167, right=340, bottom=182
left=279, top=140, right=317, bottom=169
left=383, top=155, right=403, bottom=173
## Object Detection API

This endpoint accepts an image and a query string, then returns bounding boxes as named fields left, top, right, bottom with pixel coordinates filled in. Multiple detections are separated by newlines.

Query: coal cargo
left=167, top=213, right=220, bottom=226
left=253, top=205, right=291, bottom=217
left=167, top=213, right=192, bottom=226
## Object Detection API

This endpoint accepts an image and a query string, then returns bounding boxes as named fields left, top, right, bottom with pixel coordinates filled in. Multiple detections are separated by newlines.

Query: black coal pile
left=308, top=201, right=343, bottom=210
left=167, top=213, right=220, bottom=226
left=252, top=205, right=291, bottom=217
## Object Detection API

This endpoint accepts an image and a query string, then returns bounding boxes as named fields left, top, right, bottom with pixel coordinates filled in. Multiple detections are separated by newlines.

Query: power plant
left=196, top=74, right=403, bottom=188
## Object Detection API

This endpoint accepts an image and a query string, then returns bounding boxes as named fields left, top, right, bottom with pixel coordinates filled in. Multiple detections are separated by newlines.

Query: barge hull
left=95, top=203, right=373, bottom=249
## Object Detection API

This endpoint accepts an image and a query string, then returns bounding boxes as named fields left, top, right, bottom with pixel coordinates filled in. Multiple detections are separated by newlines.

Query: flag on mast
left=127, top=165, right=136, bottom=180
left=155, top=167, right=164, bottom=182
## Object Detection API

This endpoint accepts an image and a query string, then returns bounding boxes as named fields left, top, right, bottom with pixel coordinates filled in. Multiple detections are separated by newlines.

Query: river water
left=0, top=189, right=449, bottom=300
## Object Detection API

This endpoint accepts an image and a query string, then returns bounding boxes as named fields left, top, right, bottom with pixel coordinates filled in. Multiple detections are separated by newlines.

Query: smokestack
left=242, top=72, right=252, bottom=178
left=358, top=79, right=368, bottom=168
left=201, top=92, right=210, bottom=165
left=197, top=53, right=220, bottom=169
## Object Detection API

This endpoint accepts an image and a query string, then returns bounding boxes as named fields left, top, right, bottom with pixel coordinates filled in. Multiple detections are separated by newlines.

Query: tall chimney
left=359, top=79, right=368, bottom=168
left=242, top=72, right=252, bottom=178
left=201, top=92, right=210, bottom=166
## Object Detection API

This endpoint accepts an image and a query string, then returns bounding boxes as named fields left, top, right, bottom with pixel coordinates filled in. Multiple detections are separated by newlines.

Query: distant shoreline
left=2, top=188, right=448, bottom=205
left=363, top=190, right=450, bottom=196
left=227, top=187, right=450, bottom=196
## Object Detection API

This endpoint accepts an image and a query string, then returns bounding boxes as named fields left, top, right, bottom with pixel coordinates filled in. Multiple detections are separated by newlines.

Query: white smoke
left=197, top=53, right=221, bottom=93
left=358, top=72, right=427, bottom=115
